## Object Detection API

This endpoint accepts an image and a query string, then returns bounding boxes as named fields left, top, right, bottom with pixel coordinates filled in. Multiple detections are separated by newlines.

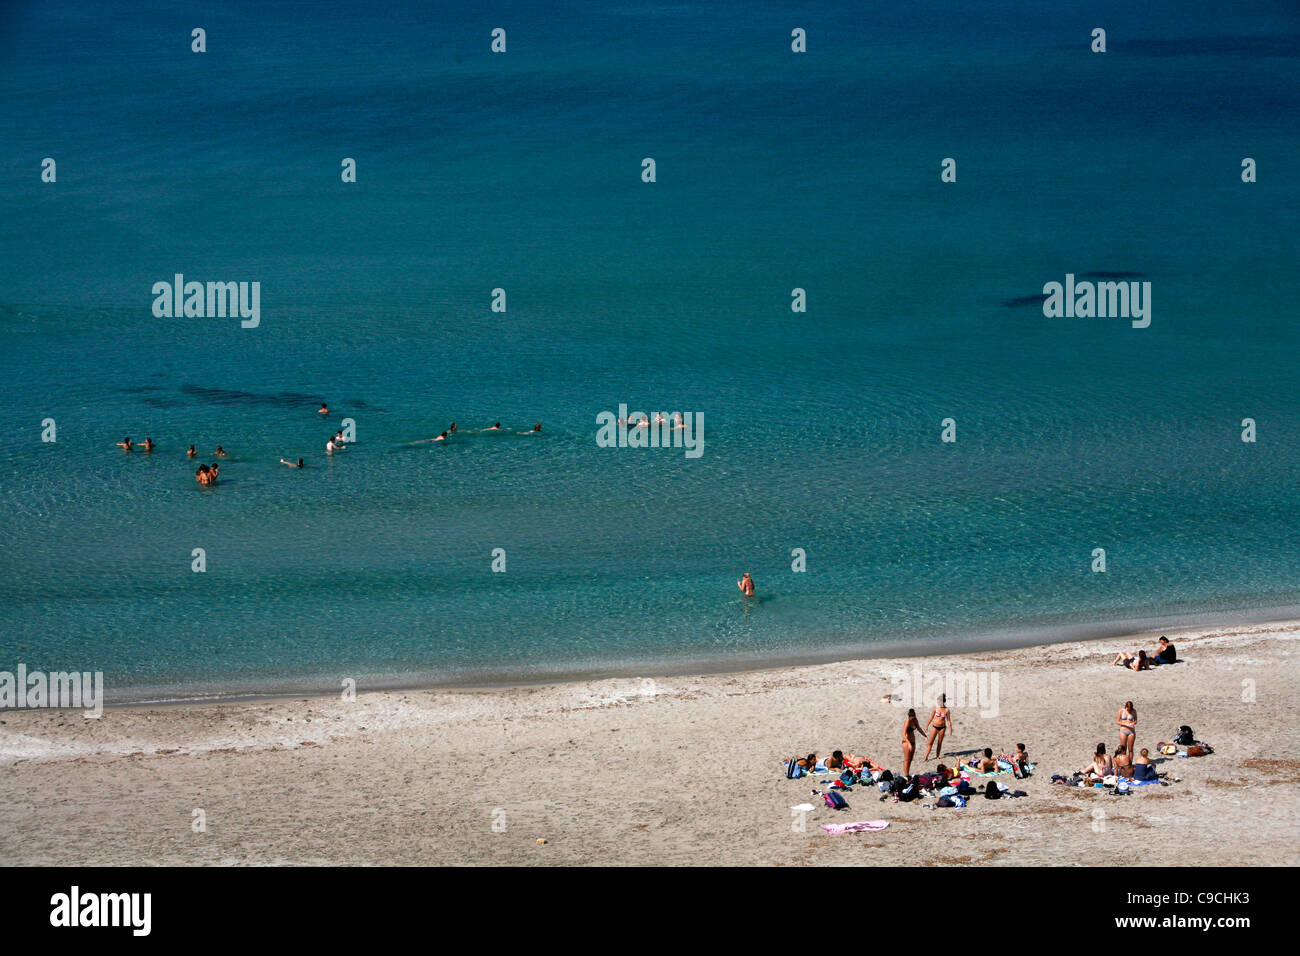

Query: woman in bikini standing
left=1116, top=701, right=1137, bottom=759
left=922, top=694, right=952, bottom=761
left=902, top=708, right=924, bottom=777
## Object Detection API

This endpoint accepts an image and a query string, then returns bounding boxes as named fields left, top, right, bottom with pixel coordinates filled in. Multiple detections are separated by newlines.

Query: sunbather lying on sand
left=1112, top=650, right=1151, bottom=670
left=972, top=748, right=999, bottom=773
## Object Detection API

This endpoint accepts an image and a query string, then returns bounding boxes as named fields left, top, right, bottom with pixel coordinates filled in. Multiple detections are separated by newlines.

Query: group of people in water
left=426, top=422, right=542, bottom=443
left=114, top=404, right=544, bottom=486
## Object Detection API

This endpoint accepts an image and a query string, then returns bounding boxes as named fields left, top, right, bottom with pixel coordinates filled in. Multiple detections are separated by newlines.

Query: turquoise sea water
left=2, top=1, right=1298, bottom=701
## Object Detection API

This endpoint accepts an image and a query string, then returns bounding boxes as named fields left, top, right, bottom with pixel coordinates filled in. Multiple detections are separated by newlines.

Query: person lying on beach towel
left=783, top=753, right=818, bottom=778
left=971, top=748, right=999, bottom=773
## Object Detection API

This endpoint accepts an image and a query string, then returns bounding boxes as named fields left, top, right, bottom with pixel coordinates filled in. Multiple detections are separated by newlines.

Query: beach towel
left=961, top=763, right=1012, bottom=778
left=1121, top=777, right=1162, bottom=786
left=790, top=803, right=815, bottom=812
left=820, top=820, right=890, bottom=835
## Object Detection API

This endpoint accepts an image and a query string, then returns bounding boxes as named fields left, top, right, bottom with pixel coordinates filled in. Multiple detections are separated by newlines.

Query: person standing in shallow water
left=737, top=572, right=755, bottom=596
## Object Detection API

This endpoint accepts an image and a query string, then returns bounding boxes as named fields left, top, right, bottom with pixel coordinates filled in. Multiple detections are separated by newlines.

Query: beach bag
left=839, top=769, right=859, bottom=788
left=1174, top=726, right=1195, bottom=746
left=786, top=758, right=803, bottom=779
left=1186, top=744, right=1213, bottom=757
left=957, top=781, right=976, bottom=796
left=983, top=782, right=1001, bottom=800
left=1159, top=744, right=1178, bottom=756
left=936, top=795, right=955, bottom=808
left=897, top=777, right=920, bottom=802
left=823, top=790, right=849, bottom=810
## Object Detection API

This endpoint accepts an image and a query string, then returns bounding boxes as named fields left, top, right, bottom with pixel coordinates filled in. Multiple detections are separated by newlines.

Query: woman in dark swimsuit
left=902, top=708, right=924, bottom=777
left=923, top=694, right=952, bottom=761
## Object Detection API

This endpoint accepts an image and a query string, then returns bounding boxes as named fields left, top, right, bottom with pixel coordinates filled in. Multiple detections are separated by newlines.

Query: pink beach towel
left=819, top=820, right=890, bottom=835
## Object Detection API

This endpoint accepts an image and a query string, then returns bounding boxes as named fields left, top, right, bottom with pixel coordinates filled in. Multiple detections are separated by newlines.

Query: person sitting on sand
left=187, top=444, right=197, bottom=458
left=922, top=694, right=952, bottom=761
left=318, top=403, right=329, bottom=415
left=1112, top=744, right=1132, bottom=777
left=998, top=743, right=1030, bottom=776
left=141, top=437, right=155, bottom=452
left=1150, top=637, right=1177, bottom=666
left=1111, top=649, right=1151, bottom=671
left=1081, top=743, right=1112, bottom=779
left=737, top=572, right=755, bottom=596
left=281, top=458, right=305, bottom=468
left=1129, top=748, right=1158, bottom=781
left=117, top=437, right=133, bottom=451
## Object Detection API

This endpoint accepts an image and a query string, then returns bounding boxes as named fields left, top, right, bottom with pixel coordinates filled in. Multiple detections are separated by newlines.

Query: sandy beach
left=1, top=620, right=1295, bottom=867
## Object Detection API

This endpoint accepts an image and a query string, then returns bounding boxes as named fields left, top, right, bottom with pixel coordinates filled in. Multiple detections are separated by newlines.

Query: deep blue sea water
left=1, top=1, right=1298, bottom=701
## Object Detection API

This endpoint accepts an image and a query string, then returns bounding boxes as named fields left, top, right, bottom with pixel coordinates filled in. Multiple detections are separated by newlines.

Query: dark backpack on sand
left=983, top=782, right=1002, bottom=800
left=1174, top=726, right=1195, bottom=746
left=823, top=790, right=849, bottom=810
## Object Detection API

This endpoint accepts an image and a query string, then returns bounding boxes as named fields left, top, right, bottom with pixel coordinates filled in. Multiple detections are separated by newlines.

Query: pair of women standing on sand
left=900, top=695, right=953, bottom=776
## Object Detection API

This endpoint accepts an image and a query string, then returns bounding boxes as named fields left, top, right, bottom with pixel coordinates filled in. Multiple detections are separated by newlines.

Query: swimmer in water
left=449, top=423, right=458, bottom=433
left=196, top=464, right=213, bottom=485
left=333, top=430, right=347, bottom=446
left=215, top=446, right=227, bottom=457
left=326, top=437, right=342, bottom=453
left=488, top=422, right=501, bottom=430
left=117, top=437, right=133, bottom=452
left=318, top=403, right=329, bottom=415
left=186, top=444, right=197, bottom=458
left=531, top=423, right=542, bottom=433
left=209, top=463, right=219, bottom=481
left=142, top=438, right=155, bottom=452
left=737, top=572, right=755, bottom=596
left=280, top=458, right=305, bottom=468
left=432, top=431, right=449, bottom=442
left=672, top=412, right=686, bottom=429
